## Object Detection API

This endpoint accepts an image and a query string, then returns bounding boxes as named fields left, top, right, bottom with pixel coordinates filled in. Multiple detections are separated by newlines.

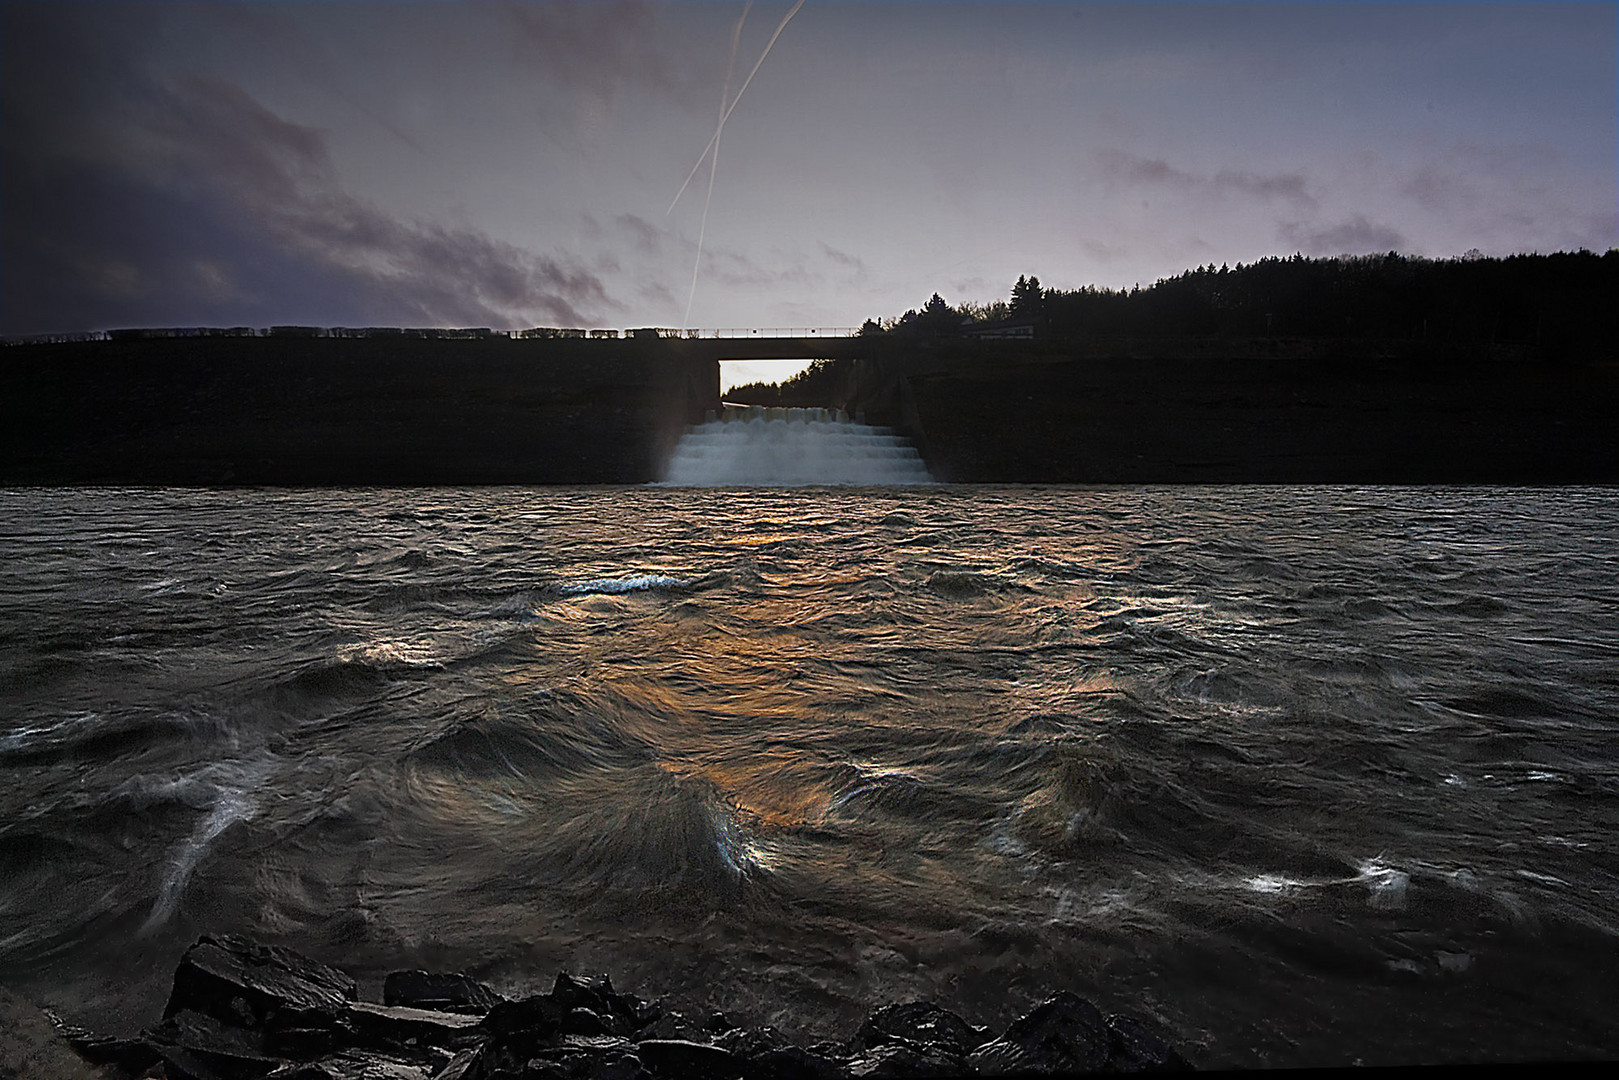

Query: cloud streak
left=1099, top=150, right=1318, bottom=210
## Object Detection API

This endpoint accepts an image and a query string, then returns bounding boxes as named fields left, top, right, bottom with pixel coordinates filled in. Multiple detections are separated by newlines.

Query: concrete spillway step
left=659, top=411, right=933, bottom=486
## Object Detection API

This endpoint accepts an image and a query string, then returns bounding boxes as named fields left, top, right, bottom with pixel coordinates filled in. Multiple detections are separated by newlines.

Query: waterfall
left=659, top=406, right=933, bottom=486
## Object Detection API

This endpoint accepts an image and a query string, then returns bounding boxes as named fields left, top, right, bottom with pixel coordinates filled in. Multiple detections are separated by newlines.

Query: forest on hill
left=726, top=250, right=1618, bottom=406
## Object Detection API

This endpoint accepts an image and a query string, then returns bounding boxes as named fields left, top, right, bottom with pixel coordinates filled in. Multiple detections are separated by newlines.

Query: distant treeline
left=869, top=249, right=1619, bottom=357
left=726, top=358, right=850, bottom=408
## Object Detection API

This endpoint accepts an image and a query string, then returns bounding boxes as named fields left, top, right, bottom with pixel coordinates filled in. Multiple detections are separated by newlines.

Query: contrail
left=668, top=0, right=805, bottom=218
left=683, top=1, right=752, bottom=330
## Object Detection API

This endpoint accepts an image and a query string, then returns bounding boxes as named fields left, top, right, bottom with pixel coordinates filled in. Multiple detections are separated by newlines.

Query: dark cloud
left=1398, top=165, right=1476, bottom=212
left=819, top=243, right=867, bottom=272
left=615, top=214, right=666, bottom=255
left=1280, top=214, right=1407, bottom=256
left=703, top=248, right=818, bottom=290
left=1098, top=150, right=1317, bottom=209
left=1, top=9, right=611, bottom=334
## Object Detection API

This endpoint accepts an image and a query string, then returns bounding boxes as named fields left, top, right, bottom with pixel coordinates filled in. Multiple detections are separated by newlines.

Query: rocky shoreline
left=16, top=935, right=1191, bottom=1079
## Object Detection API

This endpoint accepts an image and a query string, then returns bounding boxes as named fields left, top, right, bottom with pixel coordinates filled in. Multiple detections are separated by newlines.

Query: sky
left=3, top=0, right=1615, bottom=343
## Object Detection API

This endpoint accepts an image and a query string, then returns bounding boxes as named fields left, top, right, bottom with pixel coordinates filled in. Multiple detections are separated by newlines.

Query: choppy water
left=1, top=486, right=1617, bottom=1068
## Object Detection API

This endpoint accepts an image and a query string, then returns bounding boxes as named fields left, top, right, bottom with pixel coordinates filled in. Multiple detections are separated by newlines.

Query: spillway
left=659, top=406, right=933, bottom=486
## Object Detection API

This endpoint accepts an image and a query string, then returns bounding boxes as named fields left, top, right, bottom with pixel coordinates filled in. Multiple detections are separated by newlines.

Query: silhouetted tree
left=1010, top=275, right=1044, bottom=317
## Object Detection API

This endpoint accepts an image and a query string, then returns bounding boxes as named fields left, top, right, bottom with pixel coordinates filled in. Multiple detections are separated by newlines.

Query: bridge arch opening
left=718, top=358, right=820, bottom=397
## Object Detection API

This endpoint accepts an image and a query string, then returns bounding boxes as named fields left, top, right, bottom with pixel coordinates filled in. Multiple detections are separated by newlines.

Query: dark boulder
left=551, top=972, right=657, bottom=1038
left=472, top=994, right=567, bottom=1076
left=431, top=1048, right=482, bottom=1080
left=261, top=1049, right=439, bottom=1078
left=143, top=1007, right=286, bottom=1080
left=41, top=936, right=1196, bottom=1080
left=966, top=992, right=1111, bottom=1075
left=634, top=1038, right=745, bottom=1079
left=846, top=1001, right=986, bottom=1060
left=1104, top=1013, right=1193, bottom=1073
left=343, top=1000, right=484, bottom=1052
left=384, top=971, right=503, bottom=1015
left=164, top=934, right=358, bottom=1044
left=716, top=1026, right=847, bottom=1080
left=634, top=1010, right=705, bottom=1043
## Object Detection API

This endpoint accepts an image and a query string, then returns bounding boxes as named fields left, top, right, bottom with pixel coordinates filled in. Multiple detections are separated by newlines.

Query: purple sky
left=3, top=1, right=1615, bottom=339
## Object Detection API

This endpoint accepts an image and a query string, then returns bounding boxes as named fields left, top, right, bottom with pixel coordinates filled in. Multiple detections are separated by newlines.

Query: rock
left=143, top=1007, right=285, bottom=1080
left=843, top=1041, right=961, bottom=1078
left=472, top=994, right=567, bottom=1076
left=165, top=934, right=358, bottom=1048
left=524, top=1035, right=648, bottom=1080
left=344, top=1001, right=484, bottom=1053
left=550, top=973, right=650, bottom=1038
left=523, top=1050, right=651, bottom=1080
left=263, top=1049, right=438, bottom=1079
left=1104, top=1013, right=1192, bottom=1073
left=0, top=986, right=101, bottom=1080
left=744, top=1044, right=848, bottom=1080
left=634, top=1038, right=744, bottom=1079
left=42, top=1009, right=164, bottom=1077
left=716, top=1027, right=847, bottom=1080
left=965, top=992, right=1112, bottom=1075
left=430, top=1048, right=482, bottom=1080
left=633, top=1012, right=703, bottom=1043
left=384, top=972, right=503, bottom=1016
left=480, top=994, right=566, bottom=1040
left=846, top=1002, right=986, bottom=1060
left=23, top=935, right=1194, bottom=1080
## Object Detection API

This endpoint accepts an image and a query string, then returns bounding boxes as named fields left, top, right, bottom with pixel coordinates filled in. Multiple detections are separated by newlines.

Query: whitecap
left=337, top=639, right=446, bottom=669
left=1244, top=873, right=1304, bottom=895
left=1436, top=950, right=1473, bottom=973
left=138, top=757, right=275, bottom=934
left=0, top=711, right=102, bottom=756
left=1358, top=858, right=1410, bottom=911
left=554, top=575, right=691, bottom=598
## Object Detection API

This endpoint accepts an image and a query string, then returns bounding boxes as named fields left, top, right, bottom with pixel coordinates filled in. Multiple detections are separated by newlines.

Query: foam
left=1358, top=858, right=1410, bottom=910
left=659, top=409, right=932, bottom=486
left=554, top=575, right=692, bottom=597
left=138, top=757, right=274, bottom=934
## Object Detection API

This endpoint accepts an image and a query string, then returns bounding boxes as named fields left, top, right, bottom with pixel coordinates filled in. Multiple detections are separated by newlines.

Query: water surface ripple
left=1, top=486, right=1616, bottom=1067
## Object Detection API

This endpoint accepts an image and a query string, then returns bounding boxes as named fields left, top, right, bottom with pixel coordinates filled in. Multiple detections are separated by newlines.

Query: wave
left=404, top=686, right=661, bottom=782
left=552, top=574, right=694, bottom=598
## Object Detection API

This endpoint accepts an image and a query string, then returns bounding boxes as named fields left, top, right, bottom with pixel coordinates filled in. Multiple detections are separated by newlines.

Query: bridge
left=3, top=325, right=865, bottom=346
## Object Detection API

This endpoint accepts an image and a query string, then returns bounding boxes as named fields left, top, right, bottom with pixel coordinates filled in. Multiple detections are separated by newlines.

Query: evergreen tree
left=1010, top=275, right=1044, bottom=317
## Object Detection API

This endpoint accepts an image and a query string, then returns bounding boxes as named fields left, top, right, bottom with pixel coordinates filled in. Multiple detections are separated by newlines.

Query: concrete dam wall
left=843, top=338, right=1619, bottom=485
left=1, top=336, right=719, bottom=485
left=5, top=332, right=1616, bottom=485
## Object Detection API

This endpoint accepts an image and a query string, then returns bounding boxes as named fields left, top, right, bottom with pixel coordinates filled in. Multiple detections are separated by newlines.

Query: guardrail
left=2, top=326, right=866, bottom=346
left=687, top=327, right=860, bottom=338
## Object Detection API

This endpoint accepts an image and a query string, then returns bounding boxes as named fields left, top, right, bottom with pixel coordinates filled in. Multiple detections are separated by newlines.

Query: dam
left=4, top=326, right=1618, bottom=485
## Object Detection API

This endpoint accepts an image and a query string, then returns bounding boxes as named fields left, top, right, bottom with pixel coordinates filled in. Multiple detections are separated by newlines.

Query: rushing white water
left=660, top=406, right=933, bottom=486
